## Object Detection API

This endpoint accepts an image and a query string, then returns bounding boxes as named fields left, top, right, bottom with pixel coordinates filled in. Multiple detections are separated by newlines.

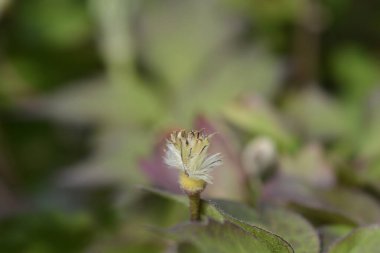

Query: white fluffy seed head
left=164, top=129, right=222, bottom=184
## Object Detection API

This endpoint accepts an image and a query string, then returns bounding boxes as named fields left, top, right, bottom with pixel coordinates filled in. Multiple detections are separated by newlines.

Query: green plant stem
left=188, top=192, right=201, bottom=221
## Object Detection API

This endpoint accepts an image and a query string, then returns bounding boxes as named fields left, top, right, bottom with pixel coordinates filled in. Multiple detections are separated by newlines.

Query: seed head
left=164, top=130, right=222, bottom=191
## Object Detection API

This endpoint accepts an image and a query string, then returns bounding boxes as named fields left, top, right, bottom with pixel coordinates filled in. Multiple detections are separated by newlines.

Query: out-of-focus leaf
left=57, top=127, right=155, bottom=188
left=131, top=0, right=279, bottom=126
left=316, top=189, right=380, bottom=225
left=319, top=225, right=353, bottom=253
left=280, top=142, right=336, bottom=188
left=263, top=178, right=380, bottom=226
left=15, top=0, right=91, bottom=48
left=262, top=178, right=354, bottom=225
left=139, top=186, right=187, bottom=206
left=282, top=88, right=350, bottom=140
left=102, top=244, right=163, bottom=253
left=139, top=0, right=235, bottom=88
left=0, top=0, right=11, bottom=18
left=224, top=0, right=302, bottom=50
left=0, top=61, right=34, bottom=103
left=354, top=102, right=380, bottom=190
left=0, top=211, right=95, bottom=253
left=89, top=0, right=134, bottom=67
left=0, top=113, right=92, bottom=190
left=328, top=225, right=380, bottom=253
left=224, top=97, right=297, bottom=151
left=176, top=48, right=280, bottom=123
left=232, top=0, right=301, bottom=25
left=177, top=242, right=202, bottom=253
left=330, top=46, right=380, bottom=102
left=21, top=77, right=164, bottom=125
left=352, top=158, right=380, bottom=195
left=357, top=118, right=380, bottom=162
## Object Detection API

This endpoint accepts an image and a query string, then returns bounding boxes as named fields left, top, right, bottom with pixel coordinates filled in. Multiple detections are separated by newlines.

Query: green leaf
left=139, top=0, right=234, bottom=88
left=260, top=208, right=320, bottom=253
left=317, top=189, right=380, bottom=225
left=213, top=200, right=320, bottom=253
left=319, top=225, right=353, bottom=253
left=282, top=88, right=350, bottom=140
left=289, top=203, right=357, bottom=227
left=330, top=46, right=380, bottom=102
left=57, top=127, right=156, bottom=188
left=16, top=0, right=91, bottom=48
left=176, top=48, right=280, bottom=123
left=224, top=100, right=297, bottom=151
left=264, top=178, right=380, bottom=226
left=139, top=186, right=188, bottom=206
left=177, top=242, right=202, bottom=253
left=352, top=113, right=380, bottom=192
left=280, top=143, right=335, bottom=188
left=143, top=187, right=294, bottom=252
left=30, top=77, right=164, bottom=125
left=0, top=211, right=96, bottom=253
left=328, top=225, right=380, bottom=253
left=168, top=219, right=278, bottom=253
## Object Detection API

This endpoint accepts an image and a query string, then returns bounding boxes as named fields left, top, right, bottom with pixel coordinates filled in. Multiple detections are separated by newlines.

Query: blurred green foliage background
left=1, top=0, right=380, bottom=252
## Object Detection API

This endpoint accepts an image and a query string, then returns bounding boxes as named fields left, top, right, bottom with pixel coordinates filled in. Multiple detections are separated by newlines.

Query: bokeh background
left=1, top=0, right=380, bottom=252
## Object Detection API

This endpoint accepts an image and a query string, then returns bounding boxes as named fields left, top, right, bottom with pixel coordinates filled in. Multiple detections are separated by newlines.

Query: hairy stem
left=188, top=192, right=201, bottom=221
